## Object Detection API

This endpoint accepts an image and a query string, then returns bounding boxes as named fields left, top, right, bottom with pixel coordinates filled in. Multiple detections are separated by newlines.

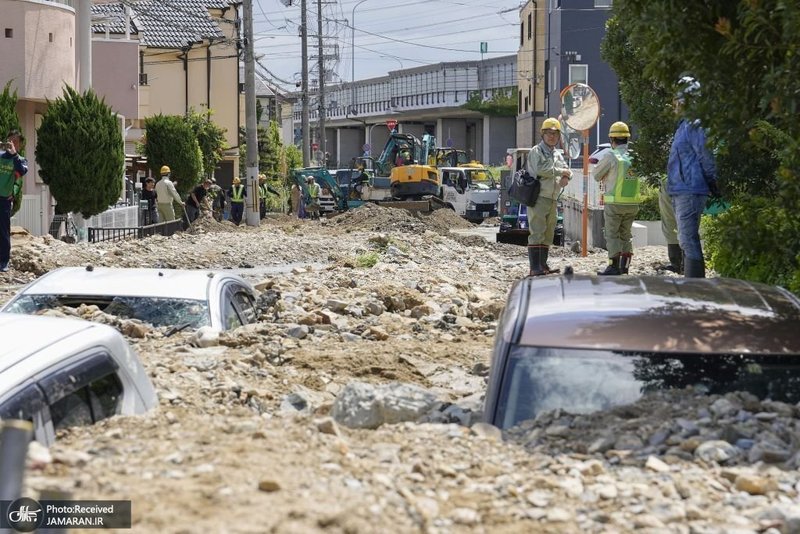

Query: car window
left=0, top=383, right=46, bottom=423
left=495, top=346, right=800, bottom=430
left=5, top=295, right=211, bottom=328
left=50, top=373, right=123, bottom=432
left=233, top=290, right=257, bottom=324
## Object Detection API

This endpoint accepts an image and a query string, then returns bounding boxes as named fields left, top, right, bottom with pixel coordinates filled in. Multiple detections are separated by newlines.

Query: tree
left=261, top=120, right=282, bottom=180
left=35, top=87, right=124, bottom=217
left=0, top=81, right=24, bottom=215
left=604, top=0, right=800, bottom=293
left=142, top=114, right=203, bottom=196
left=185, top=109, right=227, bottom=180
left=462, top=88, right=518, bottom=117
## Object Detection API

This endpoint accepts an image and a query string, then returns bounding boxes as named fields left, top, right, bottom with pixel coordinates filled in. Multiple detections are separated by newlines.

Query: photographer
left=0, top=130, right=28, bottom=272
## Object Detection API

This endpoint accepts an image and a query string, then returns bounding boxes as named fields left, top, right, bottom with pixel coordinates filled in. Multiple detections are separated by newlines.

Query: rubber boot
left=598, top=254, right=621, bottom=275
left=542, top=246, right=560, bottom=274
left=527, top=245, right=546, bottom=277
left=619, top=253, right=633, bottom=274
left=664, top=244, right=684, bottom=274
left=684, top=258, right=706, bottom=278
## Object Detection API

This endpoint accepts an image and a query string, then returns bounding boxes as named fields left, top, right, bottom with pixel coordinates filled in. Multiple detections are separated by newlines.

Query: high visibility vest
left=603, top=149, right=640, bottom=204
left=231, top=184, right=245, bottom=203
left=308, top=183, right=320, bottom=199
left=259, top=183, right=268, bottom=198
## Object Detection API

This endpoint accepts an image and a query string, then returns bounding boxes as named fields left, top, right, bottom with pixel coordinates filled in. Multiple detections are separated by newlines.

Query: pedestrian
left=594, top=121, right=640, bottom=275
left=657, top=175, right=683, bottom=273
left=209, top=179, right=225, bottom=221
left=305, top=175, right=321, bottom=220
left=525, top=118, right=572, bottom=276
left=228, top=176, right=246, bottom=225
left=0, top=130, right=28, bottom=272
left=141, top=177, right=159, bottom=225
left=667, top=76, right=718, bottom=278
left=258, top=174, right=268, bottom=219
left=290, top=182, right=301, bottom=218
left=185, top=178, right=212, bottom=223
left=155, top=165, right=183, bottom=222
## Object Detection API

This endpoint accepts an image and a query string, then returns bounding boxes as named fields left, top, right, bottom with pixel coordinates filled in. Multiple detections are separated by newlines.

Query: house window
left=4, top=29, right=12, bottom=38
left=527, top=14, right=532, bottom=39
left=569, top=64, right=588, bottom=85
left=49, top=33, right=54, bottom=42
left=520, top=22, right=524, bottom=46
left=594, top=0, right=612, bottom=7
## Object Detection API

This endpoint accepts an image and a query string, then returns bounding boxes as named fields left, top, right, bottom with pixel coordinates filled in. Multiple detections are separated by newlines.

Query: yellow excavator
left=374, top=132, right=439, bottom=200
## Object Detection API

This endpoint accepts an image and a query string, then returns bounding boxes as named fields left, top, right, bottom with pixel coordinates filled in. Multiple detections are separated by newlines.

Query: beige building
left=517, top=0, right=547, bottom=148
left=0, top=0, right=242, bottom=235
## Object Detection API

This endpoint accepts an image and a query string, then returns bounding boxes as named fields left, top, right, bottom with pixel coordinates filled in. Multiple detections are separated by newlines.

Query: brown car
left=484, top=275, right=800, bottom=430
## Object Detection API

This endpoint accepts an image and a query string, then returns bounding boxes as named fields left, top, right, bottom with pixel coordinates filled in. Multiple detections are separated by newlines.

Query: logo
left=6, top=498, right=43, bottom=532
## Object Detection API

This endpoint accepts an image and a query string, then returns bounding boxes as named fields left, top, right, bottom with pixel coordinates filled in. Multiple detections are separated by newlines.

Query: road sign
left=446, top=138, right=453, bottom=147
left=362, top=143, right=371, bottom=152
left=311, top=143, right=319, bottom=151
left=386, top=120, right=397, bottom=131
left=480, top=42, right=488, bottom=54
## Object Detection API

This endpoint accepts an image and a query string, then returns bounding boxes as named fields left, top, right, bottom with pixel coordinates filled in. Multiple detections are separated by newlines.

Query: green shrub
left=355, top=252, right=380, bottom=268
left=143, top=114, right=203, bottom=196
left=0, top=81, right=23, bottom=215
left=35, top=87, right=123, bottom=217
left=703, top=197, right=800, bottom=294
left=635, top=181, right=661, bottom=221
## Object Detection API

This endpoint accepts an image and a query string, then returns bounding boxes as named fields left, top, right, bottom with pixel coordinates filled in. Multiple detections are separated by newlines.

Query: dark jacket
left=667, top=120, right=717, bottom=196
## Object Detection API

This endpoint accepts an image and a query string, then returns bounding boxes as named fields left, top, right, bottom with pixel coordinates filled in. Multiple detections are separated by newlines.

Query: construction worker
left=305, top=175, right=321, bottom=220
left=594, top=121, right=639, bottom=275
left=229, top=176, right=246, bottom=225
left=667, top=75, right=718, bottom=278
left=155, top=165, right=183, bottom=222
left=658, top=175, right=683, bottom=273
left=526, top=118, right=572, bottom=276
left=0, top=130, right=27, bottom=273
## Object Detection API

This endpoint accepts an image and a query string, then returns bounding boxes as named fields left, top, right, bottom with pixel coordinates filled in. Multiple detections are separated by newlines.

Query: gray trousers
left=659, top=178, right=679, bottom=245
left=526, top=197, right=557, bottom=246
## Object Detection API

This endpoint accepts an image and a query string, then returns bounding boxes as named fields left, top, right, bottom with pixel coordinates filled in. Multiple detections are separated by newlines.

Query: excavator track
left=375, top=196, right=447, bottom=213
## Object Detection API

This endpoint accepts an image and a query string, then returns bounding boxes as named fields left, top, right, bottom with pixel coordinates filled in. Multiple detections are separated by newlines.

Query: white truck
left=439, top=166, right=500, bottom=223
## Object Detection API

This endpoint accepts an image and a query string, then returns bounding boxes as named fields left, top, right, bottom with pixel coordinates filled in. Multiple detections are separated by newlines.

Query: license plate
left=482, top=211, right=489, bottom=217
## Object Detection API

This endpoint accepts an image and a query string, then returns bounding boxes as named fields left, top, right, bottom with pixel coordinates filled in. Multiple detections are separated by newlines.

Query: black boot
left=598, top=254, right=621, bottom=275
left=619, top=253, right=633, bottom=274
left=542, top=246, right=560, bottom=274
left=527, top=245, right=546, bottom=277
left=684, top=258, right=706, bottom=278
left=663, top=244, right=684, bottom=274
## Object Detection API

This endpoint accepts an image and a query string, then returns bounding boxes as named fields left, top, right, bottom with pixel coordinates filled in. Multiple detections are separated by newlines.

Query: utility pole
left=243, top=0, right=260, bottom=226
left=300, top=0, right=310, bottom=166
left=317, top=0, right=326, bottom=166
left=77, top=0, right=91, bottom=91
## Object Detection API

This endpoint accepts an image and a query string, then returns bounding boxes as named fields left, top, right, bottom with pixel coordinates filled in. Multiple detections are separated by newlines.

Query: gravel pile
left=4, top=207, right=782, bottom=534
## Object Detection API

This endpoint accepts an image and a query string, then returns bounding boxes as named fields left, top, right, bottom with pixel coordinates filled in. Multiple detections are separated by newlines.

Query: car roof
left=511, top=275, right=800, bottom=354
left=14, top=267, right=224, bottom=301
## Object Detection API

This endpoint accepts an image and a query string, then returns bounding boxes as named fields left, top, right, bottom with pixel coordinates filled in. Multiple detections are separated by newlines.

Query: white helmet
left=675, top=75, right=701, bottom=104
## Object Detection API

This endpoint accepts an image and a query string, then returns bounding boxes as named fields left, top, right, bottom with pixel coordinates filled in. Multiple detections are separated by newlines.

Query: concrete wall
left=0, top=0, right=75, bottom=101
left=337, top=127, right=363, bottom=168
left=487, top=116, right=516, bottom=165
left=439, top=118, right=468, bottom=151
left=92, top=39, right=138, bottom=119
left=516, top=0, right=547, bottom=148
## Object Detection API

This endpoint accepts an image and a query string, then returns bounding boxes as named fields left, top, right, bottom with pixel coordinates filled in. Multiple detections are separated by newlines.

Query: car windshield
left=5, top=294, right=212, bottom=328
left=494, top=346, right=800, bottom=430
left=466, top=169, right=496, bottom=189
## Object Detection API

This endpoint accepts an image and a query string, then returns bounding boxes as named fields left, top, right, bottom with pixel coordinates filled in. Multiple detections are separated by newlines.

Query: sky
left=252, top=0, right=522, bottom=94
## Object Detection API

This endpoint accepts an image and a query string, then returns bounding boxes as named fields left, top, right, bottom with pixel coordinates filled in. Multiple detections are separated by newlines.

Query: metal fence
left=88, top=219, right=183, bottom=243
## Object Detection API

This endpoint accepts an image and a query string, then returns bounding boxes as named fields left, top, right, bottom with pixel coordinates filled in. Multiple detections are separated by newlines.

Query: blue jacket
left=667, top=120, right=716, bottom=196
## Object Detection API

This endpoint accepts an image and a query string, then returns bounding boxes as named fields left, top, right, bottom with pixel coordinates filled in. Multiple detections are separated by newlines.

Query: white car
left=0, top=313, right=157, bottom=445
left=0, top=267, right=259, bottom=332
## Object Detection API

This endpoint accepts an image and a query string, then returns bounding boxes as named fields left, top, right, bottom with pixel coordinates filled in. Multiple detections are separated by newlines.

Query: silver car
left=484, top=275, right=800, bottom=430
left=0, top=267, right=259, bottom=332
left=0, top=313, right=157, bottom=445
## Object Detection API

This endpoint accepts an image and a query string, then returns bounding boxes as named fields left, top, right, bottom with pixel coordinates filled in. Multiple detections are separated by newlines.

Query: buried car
left=484, top=274, right=800, bottom=430
left=0, top=313, right=157, bottom=445
left=0, top=267, right=258, bottom=332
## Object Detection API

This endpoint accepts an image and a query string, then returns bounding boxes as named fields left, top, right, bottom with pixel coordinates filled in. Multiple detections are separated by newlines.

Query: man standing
left=0, top=130, right=28, bottom=272
left=141, top=177, right=159, bottom=225
left=525, top=118, right=572, bottom=276
left=305, top=175, right=321, bottom=220
left=185, top=179, right=212, bottom=223
left=155, top=165, right=184, bottom=222
left=594, top=122, right=639, bottom=275
left=258, top=174, right=268, bottom=219
left=667, top=76, right=718, bottom=278
left=229, top=177, right=246, bottom=225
